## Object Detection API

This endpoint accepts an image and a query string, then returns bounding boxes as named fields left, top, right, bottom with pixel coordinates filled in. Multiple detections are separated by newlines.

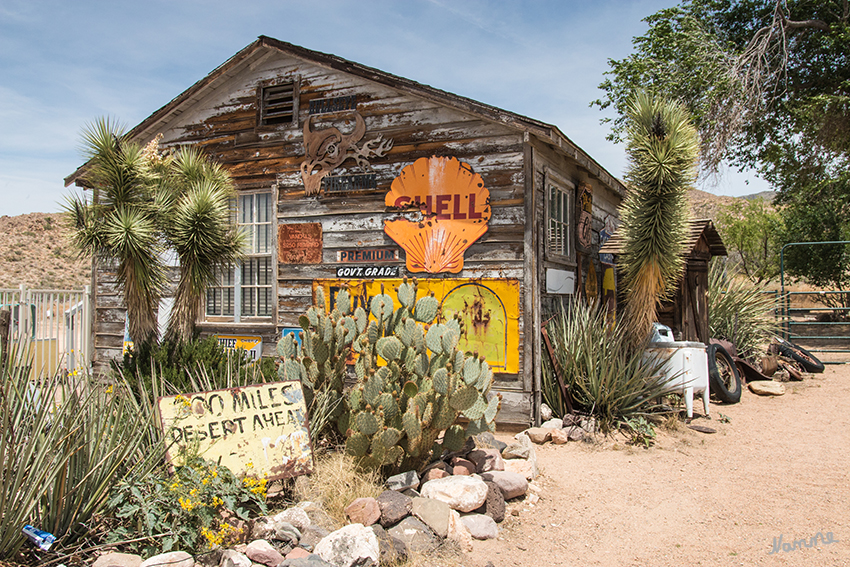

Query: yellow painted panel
left=158, top=382, right=313, bottom=481
left=314, top=278, right=520, bottom=373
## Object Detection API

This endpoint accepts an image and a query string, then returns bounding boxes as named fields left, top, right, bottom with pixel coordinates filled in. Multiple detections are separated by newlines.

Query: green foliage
left=0, top=341, right=162, bottom=559
left=708, top=259, right=780, bottom=360
left=623, top=416, right=657, bottom=448
left=619, top=93, right=697, bottom=347
left=544, top=299, right=672, bottom=433
left=278, top=279, right=501, bottom=473
left=716, top=198, right=783, bottom=284
left=105, top=457, right=267, bottom=558
left=65, top=119, right=244, bottom=344
left=119, top=335, right=274, bottom=405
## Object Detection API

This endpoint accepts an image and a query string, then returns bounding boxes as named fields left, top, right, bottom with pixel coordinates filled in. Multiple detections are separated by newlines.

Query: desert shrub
left=544, top=298, right=670, bottom=432
left=105, top=457, right=267, bottom=558
left=708, top=259, right=779, bottom=360
left=0, top=341, right=161, bottom=559
left=119, top=336, right=275, bottom=404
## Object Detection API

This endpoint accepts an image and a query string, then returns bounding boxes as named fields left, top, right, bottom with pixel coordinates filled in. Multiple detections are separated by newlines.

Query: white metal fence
left=0, top=285, right=92, bottom=378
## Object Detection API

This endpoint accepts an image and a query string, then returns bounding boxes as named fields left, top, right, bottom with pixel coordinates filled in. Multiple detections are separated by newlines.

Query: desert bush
left=0, top=341, right=161, bottom=559
left=544, top=299, right=670, bottom=432
left=708, top=260, right=779, bottom=360
left=277, top=280, right=501, bottom=473
left=105, top=456, right=267, bottom=558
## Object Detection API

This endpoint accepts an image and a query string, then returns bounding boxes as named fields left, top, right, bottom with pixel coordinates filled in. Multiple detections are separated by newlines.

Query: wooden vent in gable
left=260, top=83, right=295, bottom=126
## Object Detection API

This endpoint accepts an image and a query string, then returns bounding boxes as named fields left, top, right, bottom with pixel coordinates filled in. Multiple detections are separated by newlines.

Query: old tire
left=708, top=344, right=741, bottom=404
left=776, top=339, right=824, bottom=374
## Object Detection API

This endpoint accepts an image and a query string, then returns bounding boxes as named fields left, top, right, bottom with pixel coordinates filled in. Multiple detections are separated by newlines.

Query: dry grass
left=293, top=451, right=384, bottom=529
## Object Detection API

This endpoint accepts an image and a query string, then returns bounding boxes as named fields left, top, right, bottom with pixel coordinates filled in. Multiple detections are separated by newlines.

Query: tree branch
left=783, top=18, right=830, bottom=31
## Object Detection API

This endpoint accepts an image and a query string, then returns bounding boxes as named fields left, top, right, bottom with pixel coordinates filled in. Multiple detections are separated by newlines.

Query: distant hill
left=0, top=213, right=91, bottom=290
left=740, top=190, right=776, bottom=202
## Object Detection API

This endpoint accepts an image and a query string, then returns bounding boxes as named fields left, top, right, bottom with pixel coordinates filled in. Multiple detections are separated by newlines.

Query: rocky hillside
left=0, top=213, right=91, bottom=290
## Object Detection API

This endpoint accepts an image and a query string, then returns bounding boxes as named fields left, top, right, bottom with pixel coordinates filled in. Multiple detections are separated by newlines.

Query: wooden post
left=0, top=307, right=10, bottom=371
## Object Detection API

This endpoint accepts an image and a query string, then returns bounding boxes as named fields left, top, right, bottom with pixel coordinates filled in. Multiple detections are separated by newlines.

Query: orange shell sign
left=384, top=156, right=491, bottom=273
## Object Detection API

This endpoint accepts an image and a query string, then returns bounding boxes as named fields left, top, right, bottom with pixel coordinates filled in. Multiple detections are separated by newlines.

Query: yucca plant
left=618, top=92, right=699, bottom=348
left=708, top=259, right=780, bottom=361
left=544, top=299, right=670, bottom=432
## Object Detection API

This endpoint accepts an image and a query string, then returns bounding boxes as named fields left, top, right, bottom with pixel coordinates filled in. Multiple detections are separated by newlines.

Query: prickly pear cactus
left=277, top=279, right=501, bottom=472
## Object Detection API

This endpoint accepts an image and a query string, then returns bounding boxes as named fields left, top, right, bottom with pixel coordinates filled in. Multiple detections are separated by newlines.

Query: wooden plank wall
left=143, top=51, right=533, bottom=423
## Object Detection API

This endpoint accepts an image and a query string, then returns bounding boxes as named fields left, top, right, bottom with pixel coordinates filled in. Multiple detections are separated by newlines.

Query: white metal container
left=645, top=341, right=709, bottom=418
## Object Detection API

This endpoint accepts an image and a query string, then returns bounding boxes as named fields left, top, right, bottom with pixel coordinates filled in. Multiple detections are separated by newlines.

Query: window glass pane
left=258, top=193, right=271, bottom=223
left=242, top=288, right=256, bottom=317
left=240, top=194, right=253, bottom=225
left=258, top=224, right=271, bottom=254
left=259, top=288, right=272, bottom=317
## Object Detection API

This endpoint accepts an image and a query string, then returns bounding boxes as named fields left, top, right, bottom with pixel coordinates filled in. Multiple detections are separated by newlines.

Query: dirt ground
left=464, top=364, right=849, bottom=567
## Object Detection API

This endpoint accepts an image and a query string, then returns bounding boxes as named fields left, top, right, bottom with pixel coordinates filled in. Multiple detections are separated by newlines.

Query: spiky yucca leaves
left=66, top=117, right=165, bottom=344
left=277, top=280, right=501, bottom=474
left=164, top=149, right=245, bottom=342
left=619, top=93, right=699, bottom=348
left=708, top=260, right=779, bottom=361
left=545, top=298, right=671, bottom=432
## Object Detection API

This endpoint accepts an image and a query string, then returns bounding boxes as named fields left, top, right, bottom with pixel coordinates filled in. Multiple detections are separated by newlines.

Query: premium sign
left=278, top=222, right=323, bottom=264
left=336, top=266, right=399, bottom=278
left=158, top=382, right=313, bottom=480
left=315, top=278, right=519, bottom=373
left=384, top=156, right=491, bottom=274
left=215, top=335, right=263, bottom=361
left=336, top=249, right=399, bottom=262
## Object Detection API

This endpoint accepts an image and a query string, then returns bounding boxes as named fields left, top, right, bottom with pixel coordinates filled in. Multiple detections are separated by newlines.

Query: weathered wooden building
left=66, top=36, right=625, bottom=425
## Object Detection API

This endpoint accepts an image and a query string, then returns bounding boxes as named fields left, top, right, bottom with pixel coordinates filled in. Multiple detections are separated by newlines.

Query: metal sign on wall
left=577, top=183, right=593, bottom=250
left=158, top=382, right=313, bottom=481
left=278, top=222, right=323, bottom=264
left=384, top=156, right=492, bottom=274
left=314, top=278, right=519, bottom=373
left=215, top=335, right=263, bottom=361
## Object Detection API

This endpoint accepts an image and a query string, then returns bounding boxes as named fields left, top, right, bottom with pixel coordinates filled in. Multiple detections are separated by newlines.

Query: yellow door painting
left=314, top=279, right=520, bottom=374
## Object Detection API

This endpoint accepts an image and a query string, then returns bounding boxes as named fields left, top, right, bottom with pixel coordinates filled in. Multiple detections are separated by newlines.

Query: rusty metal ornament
left=384, top=156, right=491, bottom=274
left=299, top=112, right=392, bottom=196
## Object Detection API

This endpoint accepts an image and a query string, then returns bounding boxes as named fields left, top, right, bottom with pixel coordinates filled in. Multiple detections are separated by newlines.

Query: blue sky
left=0, top=0, right=768, bottom=216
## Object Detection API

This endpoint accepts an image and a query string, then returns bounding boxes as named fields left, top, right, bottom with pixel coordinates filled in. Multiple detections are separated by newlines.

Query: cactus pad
left=413, top=295, right=439, bottom=323
left=355, top=411, right=380, bottom=436
left=345, top=432, right=370, bottom=457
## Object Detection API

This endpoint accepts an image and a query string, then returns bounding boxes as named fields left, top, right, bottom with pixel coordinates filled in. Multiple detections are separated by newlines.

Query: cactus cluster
left=276, top=279, right=500, bottom=472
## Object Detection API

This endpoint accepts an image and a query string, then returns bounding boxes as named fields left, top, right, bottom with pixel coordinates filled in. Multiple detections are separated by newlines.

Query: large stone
left=284, top=548, right=311, bottom=561
left=749, top=381, right=786, bottom=396
left=411, top=496, right=451, bottom=538
left=446, top=510, right=474, bottom=552
left=344, top=497, right=381, bottom=526
left=93, top=553, right=142, bottom=567
left=550, top=428, right=570, bottom=444
left=219, top=550, right=251, bottom=567
left=370, top=524, right=409, bottom=566
left=298, top=525, right=331, bottom=552
left=376, top=489, right=412, bottom=527
left=504, top=458, right=538, bottom=480
left=387, top=516, right=439, bottom=553
left=540, top=403, right=553, bottom=421
left=461, top=514, right=498, bottom=540
left=525, top=427, right=553, bottom=444
left=450, top=456, right=476, bottom=475
left=422, top=467, right=449, bottom=483
left=196, top=548, right=222, bottom=567
left=314, top=524, right=380, bottom=567
left=386, top=470, right=420, bottom=492
left=275, top=522, right=302, bottom=546
left=480, top=470, right=529, bottom=500
left=140, top=552, right=193, bottom=567
left=467, top=448, right=504, bottom=473
left=541, top=418, right=564, bottom=429
left=250, top=518, right=276, bottom=541
left=502, top=433, right=532, bottom=459
left=274, top=507, right=312, bottom=531
left=474, top=432, right=507, bottom=453
left=278, top=555, right=334, bottom=567
left=245, top=540, right=284, bottom=567
left=420, top=475, right=489, bottom=512
left=480, top=480, right=505, bottom=523
left=566, top=426, right=587, bottom=442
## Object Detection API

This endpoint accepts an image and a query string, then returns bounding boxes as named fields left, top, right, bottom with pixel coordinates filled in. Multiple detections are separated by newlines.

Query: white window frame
left=545, top=172, right=576, bottom=262
left=206, top=190, right=276, bottom=323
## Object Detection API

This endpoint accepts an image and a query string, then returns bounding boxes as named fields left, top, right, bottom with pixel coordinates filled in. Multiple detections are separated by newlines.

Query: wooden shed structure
left=599, top=218, right=727, bottom=343
left=66, top=36, right=626, bottom=425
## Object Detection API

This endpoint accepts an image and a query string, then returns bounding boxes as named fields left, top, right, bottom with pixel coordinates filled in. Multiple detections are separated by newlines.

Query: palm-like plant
left=618, top=93, right=699, bottom=347
left=66, top=118, right=244, bottom=346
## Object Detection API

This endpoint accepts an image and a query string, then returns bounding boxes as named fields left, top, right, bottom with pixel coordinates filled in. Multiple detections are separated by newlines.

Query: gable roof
left=66, top=36, right=625, bottom=194
left=598, top=218, right=727, bottom=257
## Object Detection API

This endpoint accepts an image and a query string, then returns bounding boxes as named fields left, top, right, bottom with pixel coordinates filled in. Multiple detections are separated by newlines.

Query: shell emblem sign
left=384, top=156, right=491, bottom=273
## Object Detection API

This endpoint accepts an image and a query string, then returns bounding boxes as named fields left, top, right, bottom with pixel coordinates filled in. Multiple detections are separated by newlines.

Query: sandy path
left=465, top=365, right=850, bottom=567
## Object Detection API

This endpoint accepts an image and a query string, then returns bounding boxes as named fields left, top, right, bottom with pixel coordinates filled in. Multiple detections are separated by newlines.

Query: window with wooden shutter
left=260, top=82, right=296, bottom=126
